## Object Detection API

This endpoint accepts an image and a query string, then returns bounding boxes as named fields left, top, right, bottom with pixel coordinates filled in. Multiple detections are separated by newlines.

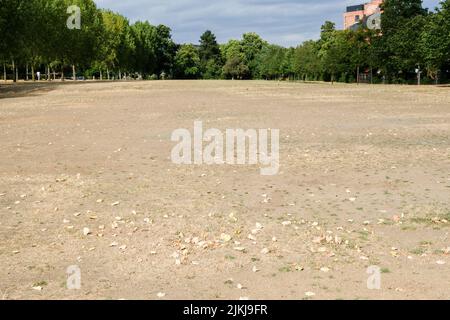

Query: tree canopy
left=1, top=0, right=449, bottom=84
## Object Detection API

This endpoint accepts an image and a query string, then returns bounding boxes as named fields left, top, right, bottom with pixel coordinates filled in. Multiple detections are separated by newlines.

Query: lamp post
left=415, top=65, right=422, bottom=86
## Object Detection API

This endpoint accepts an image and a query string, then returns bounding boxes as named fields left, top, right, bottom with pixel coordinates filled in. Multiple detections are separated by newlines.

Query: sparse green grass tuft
left=278, top=265, right=292, bottom=273
left=409, top=248, right=426, bottom=255
left=358, top=231, right=370, bottom=241
left=410, top=217, right=430, bottom=224
left=33, top=281, right=48, bottom=287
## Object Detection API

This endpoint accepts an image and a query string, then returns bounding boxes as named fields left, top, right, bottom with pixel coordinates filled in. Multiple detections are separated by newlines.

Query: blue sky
left=94, top=0, right=441, bottom=47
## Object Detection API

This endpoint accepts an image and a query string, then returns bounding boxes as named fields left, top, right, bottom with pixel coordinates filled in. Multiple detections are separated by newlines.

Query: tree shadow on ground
left=0, top=81, right=94, bottom=99
left=0, top=82, right=67, bottom=99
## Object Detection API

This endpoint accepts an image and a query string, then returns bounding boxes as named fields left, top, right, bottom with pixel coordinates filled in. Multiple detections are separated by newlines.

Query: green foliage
left=378, top=0, right=428, bottom=81
left=154, top=25, right=177, bottom=77
left=256, top=45, right=287, bottom=80
left=99, top=10, right=132, bottom=72
left=130, top=21, right=157, bottom=76
left=381, top=0, right=427, bottom=35
left=293, top=41, right=321, bottom=81
left=223, top=55, right=249, bottom=80
left=174, top=44, right=201, bottom=79
left=199, top=30, right=223, bottom=79
left=0, top=0, right=27, bottom=59
left=221, top=39, right=248, bottom=79
left=1, top=0, right=450, bottom=84
left=420, top=1, right=450, bottom=80
left=58, top=0, right=103, bottom=67
left=241, top=32, right=267, bottom=78
left=318, top=26, right=353, bottom=82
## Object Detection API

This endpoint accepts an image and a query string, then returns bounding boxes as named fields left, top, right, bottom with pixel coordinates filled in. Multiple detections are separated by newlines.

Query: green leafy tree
left=0, top=0, right=31, bottom=81
left=223, top=56, right=250, bottom=80
left=294, top=40, right=321, bottom=81
left=381, top=0, right=427, bottom=34
left=199, top=30, right=223, bottom=79
left=70, top=0, right=103, bottom=79
left=241, top=32, right=267, bottom=78
left=281, top=47, right=296, bottom=80
left=221, top=39, right=249, bottom=79
left=131, top=21, right=157, bottom=77
left=174, top=44, right=201, bottom=79
left=222, top=40, right=244, bottom=61
left=3, top=0, right=450, bottom=84
left=96, top=10, right=132, bottom=79
left=348, top=28, right=374, bottom=83
left=256, top=45, right=286, bottom=80
left=154, top=25, right=176, bottom=77
left=420, top=0, right=450, bottom=81
left=379, top=0, right=427, bottom=81
left=318, top=23, right=353, bottom=83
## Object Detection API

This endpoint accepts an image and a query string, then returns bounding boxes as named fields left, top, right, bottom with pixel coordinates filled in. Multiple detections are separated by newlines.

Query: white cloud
left=94, top=0, right=441, bottom=47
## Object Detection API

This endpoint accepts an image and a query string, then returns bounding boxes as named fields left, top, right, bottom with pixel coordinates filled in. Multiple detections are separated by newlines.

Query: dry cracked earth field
left=0, top=80, right=449, bottom=300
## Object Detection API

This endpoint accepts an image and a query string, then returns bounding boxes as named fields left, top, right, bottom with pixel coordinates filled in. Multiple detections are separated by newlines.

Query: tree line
left=1, top=0, right=449, bottom=84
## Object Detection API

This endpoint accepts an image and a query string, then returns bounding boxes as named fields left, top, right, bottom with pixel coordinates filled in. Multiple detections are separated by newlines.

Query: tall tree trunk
left=47, top=65, right=50, bottom=81
left=32, top=65, right=35, bottom=81
left=119, top=70, right=122, bottom=80
left=26, top=63, right=29, bottom=81
left=100, top=70, right=103, bottom=81
left=3, top=63, right=6, bottom=82
left=107, top=68, right=110, bottom=80
left=53, top=69, right=56, bottom=81
left=12, top=60, right=16, bottom=83
left=72, top=65, right=76, bottom=81
left=417, top=67, right=421, bottom=86
left=61, top=67, right=64, bottom=82
left=356, top=66, right=360, bottom=85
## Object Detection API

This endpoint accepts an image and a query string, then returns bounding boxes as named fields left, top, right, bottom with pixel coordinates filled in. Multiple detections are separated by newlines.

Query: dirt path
left=0, top=80, right=449, bottom=300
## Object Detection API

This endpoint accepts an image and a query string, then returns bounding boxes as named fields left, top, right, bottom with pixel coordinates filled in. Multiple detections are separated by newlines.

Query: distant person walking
left=36, top=71, right=41, bottom=81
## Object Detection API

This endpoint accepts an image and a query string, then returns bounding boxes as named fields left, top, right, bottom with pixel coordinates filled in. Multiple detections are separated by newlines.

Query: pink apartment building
left=344, top=0, right=383, bottom=30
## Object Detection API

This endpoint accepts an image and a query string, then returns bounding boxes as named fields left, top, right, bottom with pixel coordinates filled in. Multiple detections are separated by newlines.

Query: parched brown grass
left=0, top=80, right=449, bottom=300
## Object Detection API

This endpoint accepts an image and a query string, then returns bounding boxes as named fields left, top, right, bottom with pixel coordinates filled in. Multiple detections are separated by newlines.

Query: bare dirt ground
left=0, top=80, right=449, bottom=300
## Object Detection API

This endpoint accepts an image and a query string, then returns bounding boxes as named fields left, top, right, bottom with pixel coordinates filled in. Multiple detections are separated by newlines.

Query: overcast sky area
left=94, top=0, right=441, bottom=47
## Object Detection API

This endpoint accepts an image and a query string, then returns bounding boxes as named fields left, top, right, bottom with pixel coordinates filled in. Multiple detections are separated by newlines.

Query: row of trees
left=291, top=0, right=450, bottom=84
left=1, top=0, right=449, bottom=83
left=0, top=0, right=177, bottom=81
left=251, top=0, right=450, bottom=84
